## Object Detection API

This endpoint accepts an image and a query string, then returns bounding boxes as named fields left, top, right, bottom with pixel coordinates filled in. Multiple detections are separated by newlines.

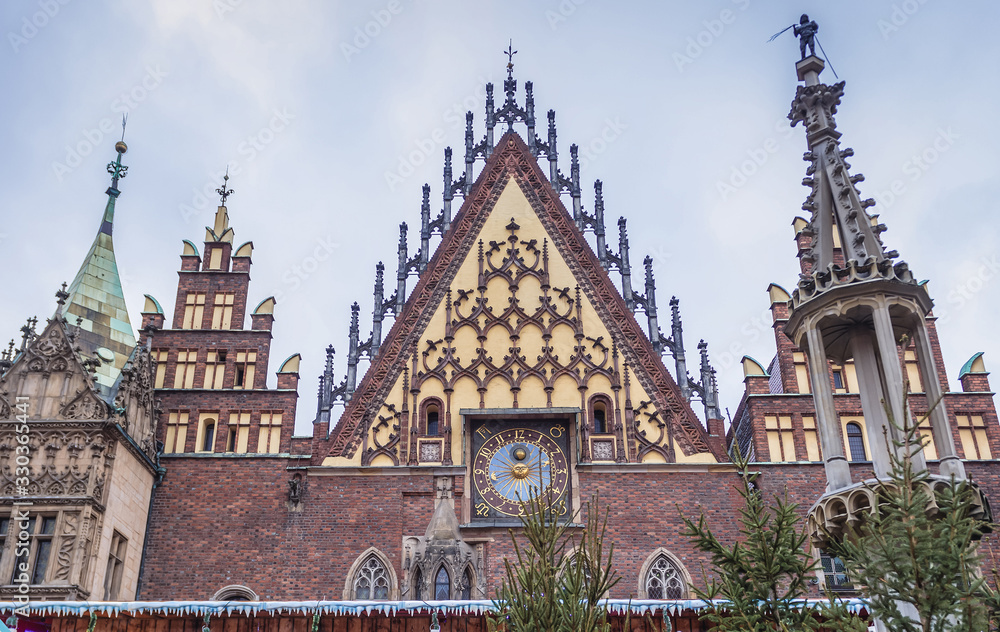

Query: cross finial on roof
left=55, top=281, right=69, bottom=307
left=504, top=39, right=517, bottom=78
left=216, top=166, right=235, bottom=207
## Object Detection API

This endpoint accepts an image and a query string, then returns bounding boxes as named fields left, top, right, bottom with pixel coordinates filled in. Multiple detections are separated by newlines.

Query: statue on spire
left=793, top=14, right=818, bottom=59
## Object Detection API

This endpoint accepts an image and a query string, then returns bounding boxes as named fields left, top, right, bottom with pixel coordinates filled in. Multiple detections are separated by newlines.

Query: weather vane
left=504, top=39, right=517, bottom=76
left=768, top=14, right=838, bottom=78
left=216, top=166, right=234, bottom=206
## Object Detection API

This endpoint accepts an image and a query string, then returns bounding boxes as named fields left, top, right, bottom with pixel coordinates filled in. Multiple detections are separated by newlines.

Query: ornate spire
left=60, top=137, right=137, bottom=394
left=346, top=303, right=360, bottom=400
left=788, top=55, right=907, bottom=311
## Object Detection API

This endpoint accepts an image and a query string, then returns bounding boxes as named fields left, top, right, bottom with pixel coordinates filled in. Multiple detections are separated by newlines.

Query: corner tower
left=781, top=55, right=991, bottom=541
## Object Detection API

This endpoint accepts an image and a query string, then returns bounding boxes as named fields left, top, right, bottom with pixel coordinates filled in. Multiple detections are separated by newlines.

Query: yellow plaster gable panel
left=326, top=134, right=717, bottom=466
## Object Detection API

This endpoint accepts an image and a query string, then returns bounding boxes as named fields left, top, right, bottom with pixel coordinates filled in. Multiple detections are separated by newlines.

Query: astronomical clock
left=470, top=419, right=571, bottom=520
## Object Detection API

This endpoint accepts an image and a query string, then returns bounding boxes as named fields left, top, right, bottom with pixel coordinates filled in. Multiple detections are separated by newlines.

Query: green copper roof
left=60, top=146, right=136, bottom=393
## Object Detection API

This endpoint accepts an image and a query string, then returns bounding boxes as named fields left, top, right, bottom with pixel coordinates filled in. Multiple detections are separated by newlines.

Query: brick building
left=0, top=52, right=997, bottom=630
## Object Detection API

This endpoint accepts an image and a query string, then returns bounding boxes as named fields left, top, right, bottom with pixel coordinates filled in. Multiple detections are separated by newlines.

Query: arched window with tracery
left=353, top=554, right=390, bottom=600
left=641, top=552, right=686, bottom=599
left=434, top=566, right=450, bottom=600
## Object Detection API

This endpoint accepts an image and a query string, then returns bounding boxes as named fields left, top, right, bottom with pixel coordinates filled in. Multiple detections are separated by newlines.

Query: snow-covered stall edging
left=0, top=599, right=869, bottom=618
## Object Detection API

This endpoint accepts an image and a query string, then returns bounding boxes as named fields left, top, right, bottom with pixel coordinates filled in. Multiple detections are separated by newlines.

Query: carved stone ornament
left=330, top=134, right=718, bottom=463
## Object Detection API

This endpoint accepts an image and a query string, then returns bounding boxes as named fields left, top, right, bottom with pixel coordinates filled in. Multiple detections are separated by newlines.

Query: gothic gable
left=0, top=318, right=109, bottom=422
left=323, top=133, right=720, bottom=465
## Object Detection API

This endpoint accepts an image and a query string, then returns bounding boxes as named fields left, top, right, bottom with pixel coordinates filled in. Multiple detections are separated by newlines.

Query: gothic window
left=234, top=351, right=257, bottom=389
left=211, top=292, right=235, bottom=329
left=460, top=568, right=473, bottom=600
left=203, top=350, right=227, bottom=389
left=165, top=412, right=190, bottom=454
left=957, top=415, right=992, bottom=459
left=589, top=395, right=612, bottom=434
left=0, top=518, right=8, bottom=553
left=182, top=293, right=206, bottom=329
left=434, top=566, right=450, bottom=600
left=257, top=412, right=282, bottom=453
left=353, top=555, right=390, bottom=600
left=152, top=350, right=169, bottom=388
left=102, top=531, right=127, bottom=600
left=412, top=567, right=424, bottom=600
left=173, top=350, right=198, bottom=389
left=641, top=551, right=686, bottom=599
left=226, top=412, right=251, bottom=453
left=845, top=422, right=866, bottom=462
left=422, top=399, right=443, bottom=435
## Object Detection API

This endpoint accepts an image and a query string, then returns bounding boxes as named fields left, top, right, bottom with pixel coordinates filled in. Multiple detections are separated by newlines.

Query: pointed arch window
left=412, top=567, right=424, bottom=600
left=644, top=553, right=685, bottom=599
left=353, top=555, right=390, bottom=600
left=434, top=566, right=450, bottom=600
left=460, top=568, right=473, bottom=600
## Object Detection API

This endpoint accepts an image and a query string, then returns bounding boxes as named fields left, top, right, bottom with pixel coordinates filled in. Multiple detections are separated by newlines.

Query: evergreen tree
left=680, top=446, right=866, bottom=632
left=833, top=388, right=997, bottom=631
left=487, top=491, right=635, bottom=632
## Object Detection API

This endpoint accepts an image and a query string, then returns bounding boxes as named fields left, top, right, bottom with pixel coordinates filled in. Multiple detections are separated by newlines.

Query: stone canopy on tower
left=318, top=130, right=723, bottom=467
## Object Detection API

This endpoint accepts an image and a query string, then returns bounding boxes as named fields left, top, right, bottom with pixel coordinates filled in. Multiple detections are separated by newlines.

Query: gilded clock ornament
left=471, top=422, right=571, bottom=519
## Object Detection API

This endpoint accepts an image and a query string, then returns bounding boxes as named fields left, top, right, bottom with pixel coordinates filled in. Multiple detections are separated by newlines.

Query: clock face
left=471, top=421, right=571, bottom=520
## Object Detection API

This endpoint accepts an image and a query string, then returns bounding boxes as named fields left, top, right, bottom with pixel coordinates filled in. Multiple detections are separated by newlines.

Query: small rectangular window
left=173, top=350, right=198, bottom=389
left=152, top=350, right=169, bottom=388
left=257, top=412, right=282, bottom=453
left=103, top=531, right=127, bottom=600
left=820, top=552, right=853, bottom=591
left=203, top=350, right=227, bottom=389
left=165, top=411, right=190, bottom=453
left=234, top=351, right=257, bottom=389
left=182, top=293, right=206, bottom=329
left=226, top=412, right=251, bottom=453
left=211, top=292, right=235, bottom=329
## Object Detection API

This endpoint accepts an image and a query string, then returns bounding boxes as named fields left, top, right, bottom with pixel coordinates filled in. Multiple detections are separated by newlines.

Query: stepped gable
left=326, top=131, right=721, bottom=462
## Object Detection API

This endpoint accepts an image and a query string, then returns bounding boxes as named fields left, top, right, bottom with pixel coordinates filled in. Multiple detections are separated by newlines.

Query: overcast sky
left=3, top=1, right=998, bottom=436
